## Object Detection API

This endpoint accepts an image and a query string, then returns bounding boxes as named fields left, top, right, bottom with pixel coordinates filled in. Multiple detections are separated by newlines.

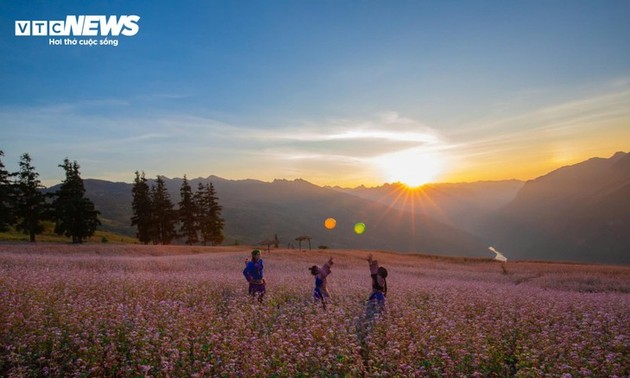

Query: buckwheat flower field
left=1, top=244, right=628, bottom=377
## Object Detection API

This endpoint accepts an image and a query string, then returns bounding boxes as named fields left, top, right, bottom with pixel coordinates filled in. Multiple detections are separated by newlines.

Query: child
left=367, top=254, right=387, bottom=314
left=356, top=254, right=389, bottom=361
left=243, top=249, right=265, bottom=302
left=309, top=257, right=334, bottom=310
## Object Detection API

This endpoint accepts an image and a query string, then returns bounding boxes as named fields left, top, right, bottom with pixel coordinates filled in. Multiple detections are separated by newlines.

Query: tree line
left=0, top=150, right=100, bottom=243
left=131, top=172, right=225, bottom=246
left=0, top=149, right=225, bottom=246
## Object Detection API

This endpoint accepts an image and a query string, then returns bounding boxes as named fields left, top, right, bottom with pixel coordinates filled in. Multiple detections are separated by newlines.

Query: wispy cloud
left=241, top=111, right=445, bottom=158
left=446, top=86, right=630, bottom=158
left=1, top=100, right=448, bottom=186
left=10, top=82, right=627, bottom=186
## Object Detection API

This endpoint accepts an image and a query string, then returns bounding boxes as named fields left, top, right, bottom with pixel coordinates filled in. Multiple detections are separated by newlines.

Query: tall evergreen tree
left=151, top=176, right=176, bottom=245
left=0, top=150, right=14, bottom=231
left=51, top=158, right=100, bottom=243
left=131, top=171, right=153, bottom=244
left=207, top=182, right=225, bottom=246
left=193, top=183, right=207, bottom=245
left=178, top=175, right=199, bottom=245
left=196, top=182, right=224, bottom=246
left=14, top=153, right=47, bottom=242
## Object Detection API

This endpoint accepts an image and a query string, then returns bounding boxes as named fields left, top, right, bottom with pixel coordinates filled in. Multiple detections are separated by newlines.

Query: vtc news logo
left=15, top=15, right=140, bottom=37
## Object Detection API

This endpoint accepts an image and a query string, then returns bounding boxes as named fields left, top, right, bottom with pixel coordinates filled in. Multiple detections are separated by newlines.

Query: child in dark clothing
left=367, top=254, right=387, bottom=315
left=356, top=254, right=389, bottom=363
left=243, top=249, right=265, bottom=302
left=309, top=257, right=333, bottom=310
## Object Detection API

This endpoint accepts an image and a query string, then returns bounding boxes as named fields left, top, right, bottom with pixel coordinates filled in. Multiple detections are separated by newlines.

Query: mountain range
left=487, top=151, right=630, bottom=263
left=77, top=151, right=629, bottom=264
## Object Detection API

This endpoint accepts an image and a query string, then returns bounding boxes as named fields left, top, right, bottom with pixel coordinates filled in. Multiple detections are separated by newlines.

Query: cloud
left=1, top=100, right=448, bottom=186
left=117, top=133, right=171, bottom=142
left=446, top=87, right=630, bottom=159
left=243, top=112, right=445, bottom=158
left=230, top=112, right=452, bottom=186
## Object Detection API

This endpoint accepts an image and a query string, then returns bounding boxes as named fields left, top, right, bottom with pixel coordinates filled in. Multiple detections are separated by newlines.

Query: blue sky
left=1, top=1, right=629, bottom=187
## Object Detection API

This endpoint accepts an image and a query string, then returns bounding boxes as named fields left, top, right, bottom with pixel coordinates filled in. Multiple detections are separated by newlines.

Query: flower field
left=1, top=244, right=629, bottom=377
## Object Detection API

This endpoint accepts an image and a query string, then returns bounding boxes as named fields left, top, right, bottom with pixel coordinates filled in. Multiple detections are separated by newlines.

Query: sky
left=1, top=1, right=629, bottom=188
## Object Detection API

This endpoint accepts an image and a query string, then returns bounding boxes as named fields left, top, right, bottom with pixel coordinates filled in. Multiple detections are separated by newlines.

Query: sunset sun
left=376, top=149, right=444, bottom=187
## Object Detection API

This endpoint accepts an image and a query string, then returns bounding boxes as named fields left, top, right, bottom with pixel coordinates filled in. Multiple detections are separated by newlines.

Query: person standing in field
left=367, top=253, right=387, bottom=315
left=243, top=249, right=265, bottom=302
left=356, top=253, right=389, bottom=362
left=309, top=257, right=334, bottom=310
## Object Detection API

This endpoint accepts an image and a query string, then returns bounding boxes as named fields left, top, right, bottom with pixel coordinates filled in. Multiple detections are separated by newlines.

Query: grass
left=0, top=222, right=138, bottom=244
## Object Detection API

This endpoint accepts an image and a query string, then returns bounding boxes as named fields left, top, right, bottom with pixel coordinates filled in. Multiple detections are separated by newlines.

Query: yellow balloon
left=354, top=222, right=366, bottom=235
left=324, top=218, right=336, bottom=230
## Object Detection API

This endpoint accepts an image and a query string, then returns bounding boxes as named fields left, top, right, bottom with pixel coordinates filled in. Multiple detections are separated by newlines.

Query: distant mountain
left=67, top=151, right=629, bottom=264
left=83, top=180, right=135, bottom=236
left=487, top=151, right=630, bottom=264
left=190, top=177, right=488, bottom=257
left=332, top=180, right=524, bottom=238
left=77, top=176, right=488, bottom=258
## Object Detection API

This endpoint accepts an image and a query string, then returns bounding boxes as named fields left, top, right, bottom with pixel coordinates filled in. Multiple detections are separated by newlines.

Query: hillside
left=332, top=180, right=524, bottom=237
left=82, top=180, right=136, bottom=236
left=0, top=223, right=137, bottom=244
left=173, top=177, right=488, bottom=257
left=487, top=151, right=630, bottom=264
left=52, top=152, right=630, bottom=264
left=77, top=177, right=488, bottom=258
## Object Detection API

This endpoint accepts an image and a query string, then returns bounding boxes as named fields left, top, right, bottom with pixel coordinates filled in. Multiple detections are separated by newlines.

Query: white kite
left=488, top=246, right=507, bottom=262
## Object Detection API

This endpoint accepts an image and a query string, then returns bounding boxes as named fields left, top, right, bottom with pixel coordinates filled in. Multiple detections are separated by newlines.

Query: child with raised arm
left=309, top=257, right=334, bottom=310
left=243, top=249, right=265, bottom=302
left=356, top=254, right=389, bottom=356
left=367, top=253, right=388, bottom=314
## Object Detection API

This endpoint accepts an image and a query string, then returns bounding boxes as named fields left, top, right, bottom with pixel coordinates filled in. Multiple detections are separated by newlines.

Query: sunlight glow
left=375, top=149, right=444, bottom=187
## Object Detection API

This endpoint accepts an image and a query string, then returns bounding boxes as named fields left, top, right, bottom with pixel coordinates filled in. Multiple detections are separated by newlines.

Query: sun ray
left=364, top=182, right=455, bottom=251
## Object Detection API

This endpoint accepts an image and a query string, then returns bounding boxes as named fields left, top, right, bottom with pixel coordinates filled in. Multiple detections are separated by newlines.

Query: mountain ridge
left=79, top=176, right=490, bottom=258
left=58, top=151, right=629, bottom=264
left=488, top=151, right=629, bottom=264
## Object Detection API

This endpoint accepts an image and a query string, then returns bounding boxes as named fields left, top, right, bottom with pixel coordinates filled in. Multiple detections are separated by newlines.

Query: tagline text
left=48, top=37, right=119, bottom=47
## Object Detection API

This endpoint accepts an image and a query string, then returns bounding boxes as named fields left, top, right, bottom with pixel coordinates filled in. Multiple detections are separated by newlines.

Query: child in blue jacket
left=243, top=249, right=265, bottom=302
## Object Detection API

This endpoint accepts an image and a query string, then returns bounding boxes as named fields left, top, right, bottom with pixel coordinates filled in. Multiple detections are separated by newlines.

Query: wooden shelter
left=295, top=235, right=312, bottom=251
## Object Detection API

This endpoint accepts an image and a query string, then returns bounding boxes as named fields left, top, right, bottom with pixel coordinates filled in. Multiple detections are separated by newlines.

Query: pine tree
left=14, top=153, right=47, bottom=242
left=197, top=182, right=224, bottom=246
left=178, top=175, right=199, bottom=245
left=208, top=182, right=225, bottom=246
left=151, top=176, right=176, bottom=245
left=51, top=158, right=101, bottom=243
left=0, top=150, right=14, bottom=231
left=193, top=183, right=208, bottom=245
left=131, top=171, right=153, bottom=244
